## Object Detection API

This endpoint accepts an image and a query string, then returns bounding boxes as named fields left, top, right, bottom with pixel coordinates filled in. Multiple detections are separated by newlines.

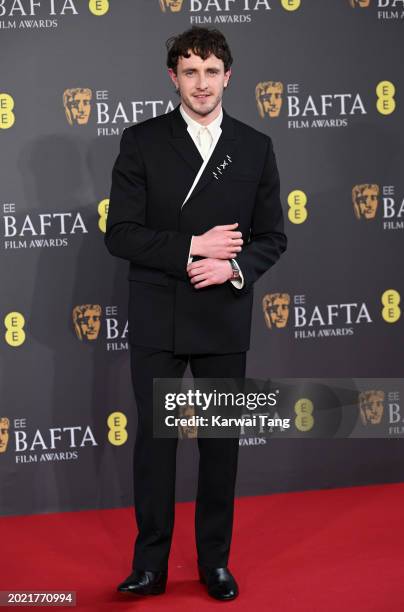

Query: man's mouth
left=194, top=94, right=210, bottom=99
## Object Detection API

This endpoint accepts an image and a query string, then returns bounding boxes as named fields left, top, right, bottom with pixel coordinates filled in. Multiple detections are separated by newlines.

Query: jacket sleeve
left=229, top=136, right=287, bottom=296
left=105, top=127, right=193, bottom=281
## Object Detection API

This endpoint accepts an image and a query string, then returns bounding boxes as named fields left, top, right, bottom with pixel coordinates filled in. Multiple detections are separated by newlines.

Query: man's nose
left=196, top=75, right=208, bottom=90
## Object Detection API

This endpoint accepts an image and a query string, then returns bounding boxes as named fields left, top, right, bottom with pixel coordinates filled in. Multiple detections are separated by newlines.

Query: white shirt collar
left=179, top=104, right=223, bottom=139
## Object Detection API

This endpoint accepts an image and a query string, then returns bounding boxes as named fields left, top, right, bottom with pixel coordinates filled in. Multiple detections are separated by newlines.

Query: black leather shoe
left=198, top=565, right=239, bottom=601
left=117, top=569, right=167, bottom=596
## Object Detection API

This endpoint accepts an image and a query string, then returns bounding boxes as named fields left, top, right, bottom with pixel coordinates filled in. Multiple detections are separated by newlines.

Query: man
left=105, top=27, right=287, bottom=601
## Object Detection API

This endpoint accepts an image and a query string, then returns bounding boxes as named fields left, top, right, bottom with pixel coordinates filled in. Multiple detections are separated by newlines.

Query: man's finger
left=225, top=231, right=243, bottom=238
left=194, top=279, right=212, bottom=289
left=189, top=270, right=207, bottom=278
left=187, top=263, right=206, bottom=273
left=191, top=273, right=208, bottom=284
left=216, top=223, right=238, bottom=229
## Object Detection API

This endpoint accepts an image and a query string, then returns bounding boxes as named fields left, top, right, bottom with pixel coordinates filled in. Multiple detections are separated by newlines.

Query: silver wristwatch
left=229, top=259, right=240, bottom=280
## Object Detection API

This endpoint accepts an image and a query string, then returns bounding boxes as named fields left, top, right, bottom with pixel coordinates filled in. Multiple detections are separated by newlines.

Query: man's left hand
left=187, top=258, right=233, bottom=289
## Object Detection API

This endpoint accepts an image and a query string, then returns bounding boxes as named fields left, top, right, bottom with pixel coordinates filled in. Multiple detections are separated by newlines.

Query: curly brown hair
left=166, top=27, right=233, bottom=74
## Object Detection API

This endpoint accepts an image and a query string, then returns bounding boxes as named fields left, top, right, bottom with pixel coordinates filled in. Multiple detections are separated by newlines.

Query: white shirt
left=180, top=104, right=244, bottom=289
left=180, top=104, right=223, bottom=160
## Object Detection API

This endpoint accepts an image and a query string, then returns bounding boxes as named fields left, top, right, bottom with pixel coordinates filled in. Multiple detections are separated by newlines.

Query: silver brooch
left=212, top=154, right=232, bottom=180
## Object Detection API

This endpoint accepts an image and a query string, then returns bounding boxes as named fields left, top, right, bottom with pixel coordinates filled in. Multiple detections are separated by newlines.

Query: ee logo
left=376, top=81, right=395, bottom=116
left=281, top=0, right=301, bottom=10
left=88, top=0, right=109, bottom=15
left=98, top=199, right=109, bottom=233
left=287, top=190, right=308, bottom=224
left=107, top=412, right=128, bottom=446
left=294, top=398, right=314, bottom=432
left=4, top=312, right=26, bottom=347
left=381, top=289, right=401, bottom=323
left=0, top=94, right=15, bottom=129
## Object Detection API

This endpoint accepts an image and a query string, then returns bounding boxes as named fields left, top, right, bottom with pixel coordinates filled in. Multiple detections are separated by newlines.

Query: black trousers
left=129, top=344, right=247, bottom=571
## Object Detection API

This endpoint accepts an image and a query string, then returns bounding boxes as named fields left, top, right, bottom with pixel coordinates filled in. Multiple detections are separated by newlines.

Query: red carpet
left=2, top=483, right=404, bottom=611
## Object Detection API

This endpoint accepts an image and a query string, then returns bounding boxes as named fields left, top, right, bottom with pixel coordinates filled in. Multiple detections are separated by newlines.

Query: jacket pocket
left=128, top=265, right=169, bottom=286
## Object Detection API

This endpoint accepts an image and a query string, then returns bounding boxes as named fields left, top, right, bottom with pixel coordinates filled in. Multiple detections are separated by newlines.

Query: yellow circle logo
left=107, top=411, right=128, bottom=446
left=381, top=289, right=401, bottom=323
left=294, top=398, right=314, bottom=431
left=89, top=0, right=109, bottom=16
left=4, top=312, right=26, bottom=347
left=376, top=81, right=396, bottom=115
left=98, top=199, right=109, bottom=233
left=281, top=0, right=301, bottom=10
left=0, top=93, right=15, bottom=129
left=287, top=189, right=308, bottom=224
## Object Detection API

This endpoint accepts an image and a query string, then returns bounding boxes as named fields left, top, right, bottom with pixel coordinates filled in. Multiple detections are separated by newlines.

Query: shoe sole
left=118, top=585, right=166, bottom=596
left=198, top=570, right=238, bottom=600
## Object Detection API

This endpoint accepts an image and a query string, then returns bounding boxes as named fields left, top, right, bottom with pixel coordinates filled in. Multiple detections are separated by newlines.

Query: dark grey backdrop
left=1, top=0, right=403, bottom=516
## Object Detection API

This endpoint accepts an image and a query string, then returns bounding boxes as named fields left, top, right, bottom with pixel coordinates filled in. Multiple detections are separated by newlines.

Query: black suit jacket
left=105, top=104, right=287, bottom=354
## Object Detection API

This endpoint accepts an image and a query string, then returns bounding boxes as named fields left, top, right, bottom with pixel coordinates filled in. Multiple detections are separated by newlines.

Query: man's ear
left=224, top=68, right=232, bottom=88
left=168, top=68, right=178, bottom=90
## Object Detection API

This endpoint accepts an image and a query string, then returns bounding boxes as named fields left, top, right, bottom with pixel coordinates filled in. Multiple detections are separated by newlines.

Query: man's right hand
left=191, top=223, right=243, bottom=259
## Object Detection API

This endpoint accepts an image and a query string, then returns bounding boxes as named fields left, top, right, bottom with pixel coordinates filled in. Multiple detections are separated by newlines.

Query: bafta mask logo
left=0, top=417, right=10, bottom=454
left=63, top=88, right=92, bottom=126
left=72, top=304, right=102, bottom=342
left=352, top=184, right=379, bottom=220
left=349, top=0, right=370, bottom=7
left=178, top=404, right=198, bottom=439
left=359, top=390, right=384, bottom=426
left=256, top=81, right=283, bottom=118
left=159, top=0, right=184, bottom=12
left=262, top=293, right=290, bottom=329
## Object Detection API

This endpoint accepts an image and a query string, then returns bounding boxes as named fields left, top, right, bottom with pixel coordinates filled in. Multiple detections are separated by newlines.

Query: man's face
left=354, top=186, right=378, bottom=219
left=257, top=82, right=283, bottom=118
left=269, top=298, right=289, bottom=328
left=350, top=0, right=370, bottom=7
left=68, top=91, right=91, bottom=125
left=160, top=0, right=184, bottom=11
left=79, top=308, right=101, bottom=340
left=264, top=295, right=290, bottom=329
left=0, top=419, right=9, bottom=453
left=168, top=51, right=231, bottom=121
left=360, top=392, right=384, bottom=425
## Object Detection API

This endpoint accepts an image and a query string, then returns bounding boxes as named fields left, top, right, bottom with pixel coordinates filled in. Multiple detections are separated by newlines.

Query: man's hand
left=187, top=258, right=233, bottom=289
left=191, top=223, right=243, bottom=259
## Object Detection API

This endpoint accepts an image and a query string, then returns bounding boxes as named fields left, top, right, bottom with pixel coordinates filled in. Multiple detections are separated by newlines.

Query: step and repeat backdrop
left=1, top=0, right=404, bottom=516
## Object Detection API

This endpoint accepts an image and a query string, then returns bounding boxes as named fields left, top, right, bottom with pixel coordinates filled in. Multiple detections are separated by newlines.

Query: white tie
left=197, top=126, right=213, bottom=160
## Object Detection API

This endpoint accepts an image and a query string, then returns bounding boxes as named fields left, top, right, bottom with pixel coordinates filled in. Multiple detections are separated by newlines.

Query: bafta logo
left=63, top=88, right=92, bottom=126
left=0, top=418, right=10, bottom=454
left=262, top=293, right=290, bottom=329
left=349, top=0, right=370, bottom=7
left=359, top=390, right=384, bottom=426
left=159, top=0, right=184, bottom=12
left=255, top=81, right=283, bottom=118
left=178, top=405, right=198, bottom=439
left=72, top=305, right=102, bottom=342
left=352, top=184, right=379, bottom=220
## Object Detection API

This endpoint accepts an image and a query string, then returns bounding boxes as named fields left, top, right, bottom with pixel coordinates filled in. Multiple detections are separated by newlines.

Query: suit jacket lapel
left=169, top=104, right=203, bottom=173
left=168, top=105, right=237, bottom=205
left=189, top=109, right=236, bottom=203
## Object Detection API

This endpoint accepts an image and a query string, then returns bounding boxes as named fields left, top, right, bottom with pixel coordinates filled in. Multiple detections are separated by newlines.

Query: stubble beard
left=179, top=88, right=223, bottom=118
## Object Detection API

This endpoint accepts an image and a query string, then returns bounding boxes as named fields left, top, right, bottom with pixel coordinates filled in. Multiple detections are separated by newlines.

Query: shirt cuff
left=230, top=258, right=244, bottom=289
left=187, top=236, right=194, bottom=266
